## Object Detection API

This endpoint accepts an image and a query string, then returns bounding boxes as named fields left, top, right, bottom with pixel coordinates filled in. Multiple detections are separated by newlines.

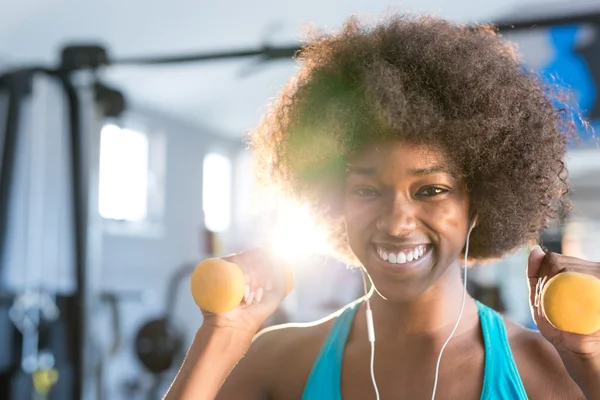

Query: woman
left=165, top=16, right=600, bottom=399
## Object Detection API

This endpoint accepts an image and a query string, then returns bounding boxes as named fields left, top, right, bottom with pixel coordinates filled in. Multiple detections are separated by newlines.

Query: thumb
left=527, top=245, right=546, bottom=280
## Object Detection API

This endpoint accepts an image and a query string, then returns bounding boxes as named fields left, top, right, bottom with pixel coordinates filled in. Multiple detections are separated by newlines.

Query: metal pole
left=58, top=74, right=87, bottom=399
left=0, top=71, right=32, bottom=280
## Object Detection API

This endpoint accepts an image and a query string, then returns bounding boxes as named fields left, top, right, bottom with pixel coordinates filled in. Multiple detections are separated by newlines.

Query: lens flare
left=266, top=200, right=332, bottom=261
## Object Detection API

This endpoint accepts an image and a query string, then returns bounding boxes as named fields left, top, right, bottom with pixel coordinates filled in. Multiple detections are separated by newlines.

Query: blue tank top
left=302, top=300, right=528, bottom=399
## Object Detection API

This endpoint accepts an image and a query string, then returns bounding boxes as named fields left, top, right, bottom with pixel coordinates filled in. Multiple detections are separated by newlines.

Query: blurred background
left=1, top=1, right=599, bottom=399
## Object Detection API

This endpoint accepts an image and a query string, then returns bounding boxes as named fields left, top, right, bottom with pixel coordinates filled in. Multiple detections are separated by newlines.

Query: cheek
left=424, top=199, right=469, bottom=247
left=429, top=203, right=465, bottom=227
left=343, top=198, right=378, bottom=243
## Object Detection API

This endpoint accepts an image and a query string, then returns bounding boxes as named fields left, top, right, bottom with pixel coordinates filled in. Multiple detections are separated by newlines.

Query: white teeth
left=376, top=245, right=428, bottom=264
left=396, top=252, right=407, bottom=263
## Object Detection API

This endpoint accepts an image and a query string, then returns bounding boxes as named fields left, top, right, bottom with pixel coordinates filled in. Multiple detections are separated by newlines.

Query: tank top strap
left=301, top=302, right=360, bottom=400
left=477, top=300, right=529, bottom=399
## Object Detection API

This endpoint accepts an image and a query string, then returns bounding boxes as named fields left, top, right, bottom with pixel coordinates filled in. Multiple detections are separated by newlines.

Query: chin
left=369, top=274, right=431, bottom=302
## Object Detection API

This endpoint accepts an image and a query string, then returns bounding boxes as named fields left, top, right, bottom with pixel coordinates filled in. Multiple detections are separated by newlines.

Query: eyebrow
left=409, top=166, right=453, bottom=177
left=346, top=165, right=378, bottom=175
left=346, top=164, right=454, bottom=177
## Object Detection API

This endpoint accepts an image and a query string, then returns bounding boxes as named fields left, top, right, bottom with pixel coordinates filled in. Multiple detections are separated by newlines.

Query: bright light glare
left=267, top=200, right=332, bottom=260
left=98, top=124, right=149, bottom=221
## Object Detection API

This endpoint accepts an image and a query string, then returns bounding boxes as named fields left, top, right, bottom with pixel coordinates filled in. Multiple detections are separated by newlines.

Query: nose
left=376, top=197, right=417, bottom=237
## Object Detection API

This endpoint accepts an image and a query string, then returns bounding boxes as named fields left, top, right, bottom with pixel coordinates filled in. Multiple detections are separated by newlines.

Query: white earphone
left=361, top=216, right=478, bottom=400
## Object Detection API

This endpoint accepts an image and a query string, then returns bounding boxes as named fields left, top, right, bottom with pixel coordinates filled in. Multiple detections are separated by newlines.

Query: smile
left=375, top=244, right=430, bottom=264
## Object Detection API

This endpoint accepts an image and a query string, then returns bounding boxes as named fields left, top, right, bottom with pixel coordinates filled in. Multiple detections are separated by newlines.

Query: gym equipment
left=542, top=271, right=600, bottom=335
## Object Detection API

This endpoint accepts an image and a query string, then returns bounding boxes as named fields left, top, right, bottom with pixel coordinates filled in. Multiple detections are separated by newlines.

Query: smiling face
left=344, top=140, right=471, bottom=301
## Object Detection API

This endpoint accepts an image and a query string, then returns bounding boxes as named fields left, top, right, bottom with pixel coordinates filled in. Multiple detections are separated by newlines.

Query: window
left=202, top=152, right=232, bottom=232
left=98, top=124, right=149, bottom=221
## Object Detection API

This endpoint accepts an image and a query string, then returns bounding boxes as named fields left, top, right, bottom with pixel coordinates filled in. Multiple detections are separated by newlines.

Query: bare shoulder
left=217, top=316, right=335, bottom=400
left=504, top=318, right=585, bottom=399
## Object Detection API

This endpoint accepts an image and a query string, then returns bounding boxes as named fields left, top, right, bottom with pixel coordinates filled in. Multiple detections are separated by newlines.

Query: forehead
left=347, top=140, right=453, bottom=170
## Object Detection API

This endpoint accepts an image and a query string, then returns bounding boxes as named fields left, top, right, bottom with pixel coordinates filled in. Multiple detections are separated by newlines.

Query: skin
left=165, top=141, right=589, bottom=400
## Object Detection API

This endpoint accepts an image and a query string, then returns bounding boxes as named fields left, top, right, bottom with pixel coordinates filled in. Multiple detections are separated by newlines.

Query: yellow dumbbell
left=541, top=271, right=600, bottom=335
left=190, top=257, right=294, bottom=314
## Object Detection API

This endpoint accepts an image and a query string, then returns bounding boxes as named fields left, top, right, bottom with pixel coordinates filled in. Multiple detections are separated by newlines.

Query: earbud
left=470, top=215, right=478, bottom=231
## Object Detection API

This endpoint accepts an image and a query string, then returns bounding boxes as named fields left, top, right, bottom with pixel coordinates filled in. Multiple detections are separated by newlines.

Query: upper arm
left=215, top=333, right=274, bottom=400
left=215, top=323, right=327, bottom=400
left=507, top=322, right=585, bottom=399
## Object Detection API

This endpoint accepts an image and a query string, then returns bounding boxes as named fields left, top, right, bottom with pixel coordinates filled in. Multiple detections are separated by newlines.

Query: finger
left=239, top=248, right=288, bottom=304
left=526, top=246, right=559, bottom=324
left=223, top=248, right=291, bottom=307
left=221, top=250, right=259, bottom=306
left=527, top=245, right=546, bottom=308
left=236, top=250, right=266, bottom=305
left=532, top=253, right=577, bottom=323
left=555, top=257, right=600, bottom=278
left=243, top=257, right=265, bottom=304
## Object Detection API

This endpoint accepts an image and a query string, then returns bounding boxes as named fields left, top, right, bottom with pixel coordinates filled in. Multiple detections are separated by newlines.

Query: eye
left=415, top=186, right=450, bottom=198
left=352, top=187, right=379, bottom=198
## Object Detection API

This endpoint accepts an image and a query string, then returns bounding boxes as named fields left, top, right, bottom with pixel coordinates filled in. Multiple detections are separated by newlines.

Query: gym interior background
left=1, top=1, right=600, bottom=399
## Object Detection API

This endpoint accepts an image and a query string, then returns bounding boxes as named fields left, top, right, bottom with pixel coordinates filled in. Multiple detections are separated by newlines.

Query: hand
left=527, top=246, right=600, bottom=397
left=201, top=248, right=292, bottom=336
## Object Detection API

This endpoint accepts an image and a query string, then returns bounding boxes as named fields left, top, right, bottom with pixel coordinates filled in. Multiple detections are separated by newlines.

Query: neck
left=365, top=262, right=479, bottom=342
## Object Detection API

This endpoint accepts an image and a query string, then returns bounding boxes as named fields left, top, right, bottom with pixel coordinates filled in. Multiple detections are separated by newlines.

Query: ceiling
left=3, top=0, right=591, bottom=138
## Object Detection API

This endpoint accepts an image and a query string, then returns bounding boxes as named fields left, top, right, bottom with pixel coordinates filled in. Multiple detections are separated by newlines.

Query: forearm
left=163, top=326, right=253, bottom=400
